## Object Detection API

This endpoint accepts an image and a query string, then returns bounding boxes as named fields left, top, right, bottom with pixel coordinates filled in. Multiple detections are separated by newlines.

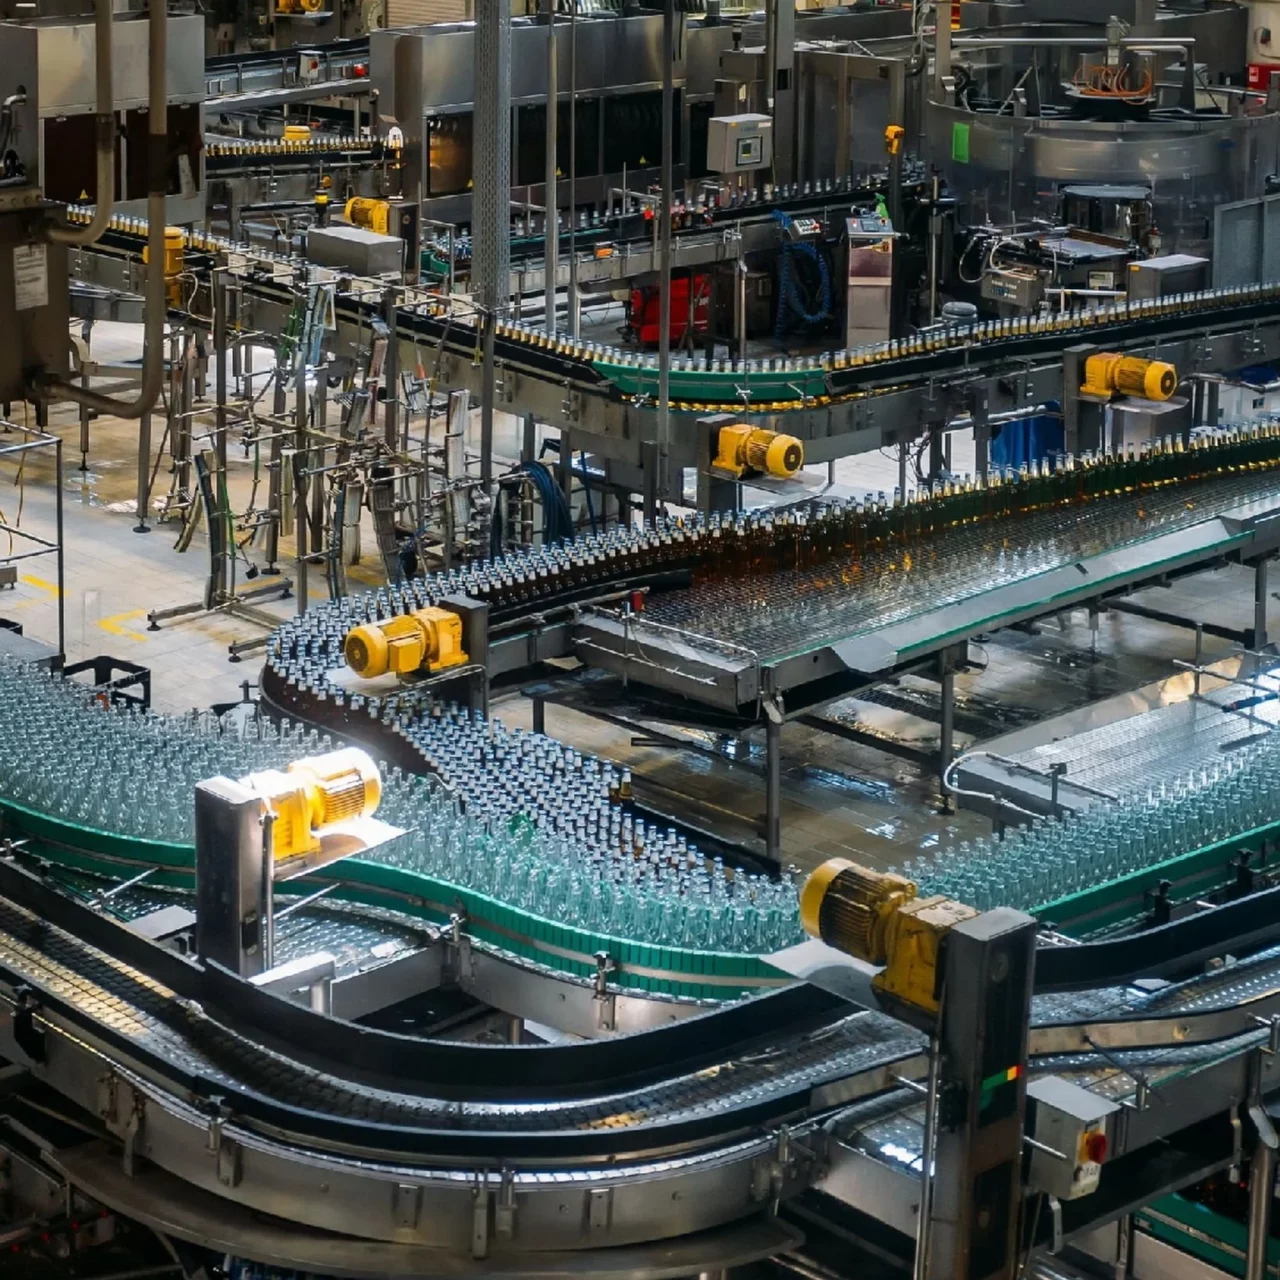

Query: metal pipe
left=47, top=0, right=115, bottom=246
left=134, top=409, right=151, bottom=532
left=736, top=259, right=747, bottom=364
left=765, top=709, right=782, bottom=861
left=295, top=371, right=309, bottom=615
left=927, top=173, right=940, bottom=323
left=912, top=987, right=945, bottom=1280
left=544, top=6, right=557, bottom=337
left=383, top=285, right=400, bottom=450
left=567, top=0, right=578, bottom=338
left=1245, top=1136, right=1275, bottom=1280
left=36, top=0, right=166, bottom=419
left=656, top=0, right=674, bottom=517
left=952, top=36, right=1193, bottom=47
left=54, top=436, right=64, bottom=658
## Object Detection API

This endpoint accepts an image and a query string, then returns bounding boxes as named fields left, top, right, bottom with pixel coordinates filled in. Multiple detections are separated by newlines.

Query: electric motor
left=247, top=747, right=382, bottom=860
left=1082, top=352, right=1177, bottom=402
left=712, top=423, right=805, bottom=479
left=344, top=606, right=467, bottom=679
left=799, top=857, right=917, bottom=964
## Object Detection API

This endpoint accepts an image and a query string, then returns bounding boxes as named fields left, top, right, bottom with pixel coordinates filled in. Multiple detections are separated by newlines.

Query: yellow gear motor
left=1081, top=352, right=1177, bottom=402
left=344, top=196, right=393, bottom=237
left=800, top=857, right=979, bottom=1018
left=248, top=747, right=382, bottom=860
left=712, top=423, right=804, bottom=480
left=344, top=606, right=468, bottom=679
left=141, top=227, right=186, bottom=306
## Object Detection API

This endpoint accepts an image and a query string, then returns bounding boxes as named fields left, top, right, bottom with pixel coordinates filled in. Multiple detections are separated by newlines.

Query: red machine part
left=1248, top=1, right=1280, bottom=88
left=628, top=272, right=711, bottom=347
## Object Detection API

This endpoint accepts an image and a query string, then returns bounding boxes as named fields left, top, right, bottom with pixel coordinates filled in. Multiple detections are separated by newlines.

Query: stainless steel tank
left=927, top=100, right=1280, bottom=259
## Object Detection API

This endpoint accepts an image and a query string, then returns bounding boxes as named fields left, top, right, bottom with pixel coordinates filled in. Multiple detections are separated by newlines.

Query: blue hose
left=772, top=210, right=832, bottom=340
left=518, top=459, right=575, bottom=544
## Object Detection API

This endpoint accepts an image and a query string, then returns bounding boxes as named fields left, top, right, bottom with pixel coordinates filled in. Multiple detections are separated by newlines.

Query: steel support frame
left=474, top=2, right=511, bottom=495
left=926, top=909, right=1038, bottom=1280
left=70, top=241, right=1280, bottom=504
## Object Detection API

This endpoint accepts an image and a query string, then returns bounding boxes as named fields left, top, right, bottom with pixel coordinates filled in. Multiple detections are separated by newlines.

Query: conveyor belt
left=6, top=855, right=1280, bottom=1175
left=642, top=473, right=1280, bottom=665
left=69, top=213, right=1280, bottom=415
left=0, top=875, right=922, bottom=1160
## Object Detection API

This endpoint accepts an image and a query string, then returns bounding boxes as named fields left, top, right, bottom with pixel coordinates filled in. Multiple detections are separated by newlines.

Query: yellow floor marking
left=98, top=609, right=147, bottom=641
left=19, top=574, right=61, bottom=597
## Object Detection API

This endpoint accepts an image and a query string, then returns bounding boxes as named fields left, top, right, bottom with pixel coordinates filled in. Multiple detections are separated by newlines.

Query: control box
left=1128, top=253, right=1208, bottom=301
left=981, top=267, right=1044, bottom=311
left=706, top=113, right=773, bottom=173
left=0, top=210, right=69, bottom=402
left=1025, top=1076, right=1118, bottom=1200
left=787, top=216, right=823, bottom=241
left=306, top=224, right=404, bottom=276
left=846, top=212, right=893, bottom=349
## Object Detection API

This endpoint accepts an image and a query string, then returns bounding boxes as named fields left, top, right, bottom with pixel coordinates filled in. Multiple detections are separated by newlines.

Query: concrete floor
left=1, top=321, right=1273, bottom=878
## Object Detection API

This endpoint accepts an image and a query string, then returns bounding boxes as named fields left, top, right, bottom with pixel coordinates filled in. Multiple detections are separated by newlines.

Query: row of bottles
left=0, top=655, right=803, bottom=959
left=62, top=203, right=1280, bottom=404
left=269, top=602, right=805, bottom=955
left=368, top=424, right=1280, bottom=617
left=205, top=135, right=372, bottom=158
left=901, top=738, right=1280, bottom=920
left=500, top=281, right=1280, bottom=383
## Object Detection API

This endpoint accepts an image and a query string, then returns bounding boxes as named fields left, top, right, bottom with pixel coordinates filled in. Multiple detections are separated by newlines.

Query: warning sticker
left=13, top=244, right=48, bottom=311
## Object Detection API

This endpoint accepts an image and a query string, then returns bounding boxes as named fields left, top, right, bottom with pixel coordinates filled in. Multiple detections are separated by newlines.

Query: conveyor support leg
left=765, top=705, right=782, bottom=862
left=938, top=649, right=956, bottom=811
left=1254, top=558, right=1271, bottom=651
left=1245, top=1128, right=1276, bottom=1280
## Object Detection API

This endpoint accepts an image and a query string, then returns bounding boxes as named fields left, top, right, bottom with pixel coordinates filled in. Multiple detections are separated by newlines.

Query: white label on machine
left=13, top=244, right=47, bottom=311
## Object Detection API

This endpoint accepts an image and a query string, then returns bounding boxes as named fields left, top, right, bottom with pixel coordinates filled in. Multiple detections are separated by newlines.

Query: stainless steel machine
left=0, top=9, right=205, bottom=226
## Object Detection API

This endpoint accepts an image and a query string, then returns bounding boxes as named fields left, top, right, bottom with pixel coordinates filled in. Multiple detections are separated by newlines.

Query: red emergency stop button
left=353, top=63, right=368, bottom=78
left=1083, top=1131, right=1108, bottom=1164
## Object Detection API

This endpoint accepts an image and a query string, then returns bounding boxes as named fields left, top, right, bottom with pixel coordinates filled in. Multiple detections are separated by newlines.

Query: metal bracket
left=1049, top=1195, right=1064, bottom=1254
left=204, top=1095, right=240, bottom=1187
left=1249, top=1101, right=1279, bottom=1151
left=216, top=1135, right=241, bottom=1188
left=495, top=1168, right=516, bottom=1241
left=471, top=1170, right=491, bottom=1259
left=12, top=987, right=45, bottom=1064
left=443, top=912, right=474, bottom=985
left=121, top=1096, right=144, bottom=1179
left=1252, top=1013, right=1280, bottom=1056
left=96, top=1072, right=119, bottom=1126
left=1190, top=331, right=1213, bottom=372
left=1244, top=322, right=1267, bottom=362
left=769, top=1125, right=791, bottom=1215
left=205, top=1095, right=230, bottom=1153
left=593, top=951, right=616, bottom=1032
left=587, top=1185, right=613, bottom=1234
left=393, top=1182, right=422, bottom=1230
left=1125, top=1074, right=1152, bottom=1113
left=1231, top=1104, right=1244, bottom=1182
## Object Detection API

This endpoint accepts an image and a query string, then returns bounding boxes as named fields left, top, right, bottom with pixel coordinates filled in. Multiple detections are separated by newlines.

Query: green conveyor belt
left=0, top=796, right=784, bottom=1001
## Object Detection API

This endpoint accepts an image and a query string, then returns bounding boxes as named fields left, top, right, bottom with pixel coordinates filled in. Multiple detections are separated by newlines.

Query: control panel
left=706, top=113, right=773, bottom=173
left=787, top=216, right=823, bottom=241
left=1025, top=1076, right=1118, bottom=1200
